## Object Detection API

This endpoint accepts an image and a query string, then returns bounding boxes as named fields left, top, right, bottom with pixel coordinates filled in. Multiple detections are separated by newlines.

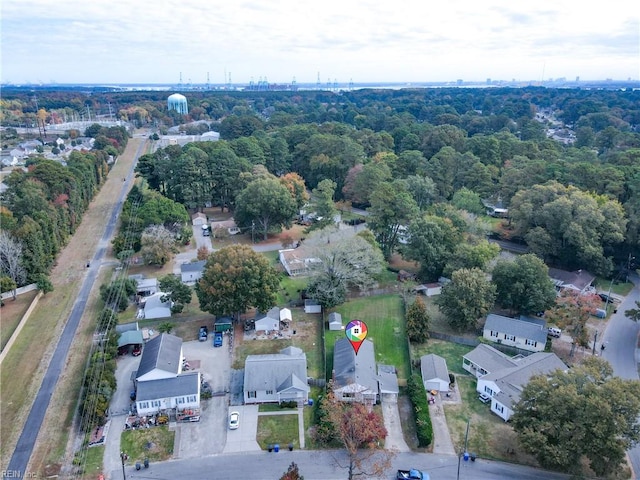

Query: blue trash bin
left=463, top=452, right=469, bottom=461
left=308, top=399, right=314, bottom=406
left=274, top=444, right=280, bottom=452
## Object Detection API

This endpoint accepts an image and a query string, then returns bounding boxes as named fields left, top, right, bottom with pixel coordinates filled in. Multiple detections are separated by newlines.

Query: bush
left=406, top=374, right=433, bottom=447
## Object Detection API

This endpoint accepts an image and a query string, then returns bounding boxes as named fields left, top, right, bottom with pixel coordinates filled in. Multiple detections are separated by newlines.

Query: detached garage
left=420, top=354, right=450, bottom=392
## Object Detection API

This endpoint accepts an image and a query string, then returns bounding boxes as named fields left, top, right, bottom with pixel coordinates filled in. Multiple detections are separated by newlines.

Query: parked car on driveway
left=228, top=411, right=240, bottom=430
left=213, top=331, right=223, bottom=347
left=199, top=326, right=208, bottom=341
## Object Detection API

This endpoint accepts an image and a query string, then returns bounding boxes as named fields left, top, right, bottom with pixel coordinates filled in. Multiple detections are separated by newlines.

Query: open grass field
left=411, top=340, right=475, bottom=376
left=325, top=294, right=410, bottom=381
left=120, top=427, right=175, bottom=465
left=0, top=289, right=38, bottom=350
left=0, top=137, right=145, bottom=475
left=256, top=414, right=299, bottom=450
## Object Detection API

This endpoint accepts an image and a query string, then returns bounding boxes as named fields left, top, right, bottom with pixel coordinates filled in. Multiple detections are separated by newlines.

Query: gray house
left=136, top=371, right=200, bottom=416
left=420, top=354, right=450, bottom=392
left=243, top=346, right=310, bottom=405
left=462, top=344, right=520, bottom=378
left=136, top=333, right=184, bottom=383
left=181, top=260, right=206, bottom=284
left=332, top=338, right=378, bottom=404
left=483, top=314, right=547, bottom=352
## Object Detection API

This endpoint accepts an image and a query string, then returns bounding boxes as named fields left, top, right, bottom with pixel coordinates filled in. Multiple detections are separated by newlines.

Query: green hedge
left=407, top=373, right=433, bottom=447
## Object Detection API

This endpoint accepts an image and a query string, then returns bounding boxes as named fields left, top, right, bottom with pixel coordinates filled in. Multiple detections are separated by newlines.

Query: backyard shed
left=328, top=312, right=343, bottom=331
left=304, top=299, right=322, bottom=314
left=420, top=353, right=450, bottom=392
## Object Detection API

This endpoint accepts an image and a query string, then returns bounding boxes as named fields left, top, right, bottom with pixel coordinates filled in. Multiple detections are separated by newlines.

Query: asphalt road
left=601, top=273, right=640, bottom=476
left=113, top=450, right=572, bottom=480
left=5, top=139, right=147, bottom=478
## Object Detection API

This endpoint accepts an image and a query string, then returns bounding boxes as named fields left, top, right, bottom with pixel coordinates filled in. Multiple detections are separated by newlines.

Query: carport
left=117, top=330, right=144, bottom=355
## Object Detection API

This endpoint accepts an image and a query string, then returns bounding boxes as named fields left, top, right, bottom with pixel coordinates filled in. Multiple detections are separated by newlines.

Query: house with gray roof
left=477, top=352, right=567, bottom=421
left=243, top=346, right=309, bottom=405
left=332, top=338, right=379, bottom=404
left=136, top=333, right=184, bottom=382
left=135, top=371, right=200, bottom=416
left=141, top=292, right=172, bottom=319
left=483, top=314, right=548, bottom=353
left=180, top=260, right=206, bottom=284
left=420, top=354, right=450, bottom=392
left=255, top=307, right=281, bottom=332
left=548, top=268, right=596, bottom=294
left=462, top=344, right=520, bottom=378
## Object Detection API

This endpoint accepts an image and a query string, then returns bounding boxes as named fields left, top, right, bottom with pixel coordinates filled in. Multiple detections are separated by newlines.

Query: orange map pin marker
left=345, top=319, right=368, bottom=355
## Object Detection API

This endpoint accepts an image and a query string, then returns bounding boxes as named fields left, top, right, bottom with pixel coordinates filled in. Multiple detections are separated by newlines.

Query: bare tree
left=140, top=224, right=178, bottom=266
left=0, top=231, right=26, bottom=300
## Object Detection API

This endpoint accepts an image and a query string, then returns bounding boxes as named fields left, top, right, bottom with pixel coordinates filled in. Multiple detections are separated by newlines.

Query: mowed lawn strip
left=325, top=294, right=410, bottom=381
left=120, top=427, right=175, bottom=465
left=256, top=414, right=299, bottom=450
left=0, top=288, right=39, bottom=350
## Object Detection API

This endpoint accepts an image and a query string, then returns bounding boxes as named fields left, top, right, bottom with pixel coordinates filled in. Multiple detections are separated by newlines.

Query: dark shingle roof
left=181, top=260, right=206, bottom=273
left=136, top=333, right=182, bottom=379
left=485, top=314, right=547, bottom=344
left=243, top=346, right=309, bottom=394
left=333, top=338, right=377, bottom=393
left=136, top=371, right=200, bottom=401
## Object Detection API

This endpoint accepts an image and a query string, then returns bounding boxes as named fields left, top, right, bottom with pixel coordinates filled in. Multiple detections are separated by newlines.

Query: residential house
left=548, top=268, right=596, bottom=295
left=328, top=312, right=343, bottom=331
left=136, top=371, right=200, bottom=416
left=377, top=364, right=399, bottom=401
left=135, top=277, right=159, bottom=297
left=279, top=247, right=321, bottom=277
left=135, top=333, right=184, bottom=382
left=332, top=338, right=379, bottom=404
left=141, top=292, right=172, bottom=320
left=180, top=260, right=206, bottom=284
left=462, top=344, right=520, bottom=378
left=243, top=346, right=310, bottom=405
left=477, top=352, right=567, bottom=421
left=483, top=314, right=548, bottom=353
left=420, top=354, right=450, bottom=392
left=255, top=307, right=281, bottom=332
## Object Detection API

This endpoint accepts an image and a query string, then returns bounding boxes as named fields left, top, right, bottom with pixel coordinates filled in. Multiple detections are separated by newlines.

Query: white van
left=201, top=224, right=211, bottom=236
left=548, top=327, right=561, bottom=338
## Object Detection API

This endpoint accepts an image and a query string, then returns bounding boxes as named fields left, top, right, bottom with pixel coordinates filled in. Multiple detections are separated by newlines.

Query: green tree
left=491, top=254, right=557, bottom=315
left=100, top=278, right=137, bottom=311
left=367, top=181, right=419, bottom=259
left=451, top=187, right=485, bottom=215
left=625, top=301, right=640, bottom=322
left=159, top=274, right=192, bottom=311
left=234, top=177, right=297, bottom=240
left=511, top=357, right=640, bottom=477
left=308, top=179, right=338, bottom=231
left=196, top=245, right=280, bottom=318
left=442, top=240, right=500, bottom=278
left=403, top=214, right=462, bottom=281
left=406, top=296, right=430, bottom=343
left=157, top=322, right=174, bottom=334
left=436, top=268, right=496, bottom=331
left=36, top=274, right=54, bottom=294
left=0, top=276, right=17, bottom=299
left=305, top=228, right=384, bottom=310
left=140, top=225, right=178, bottom=266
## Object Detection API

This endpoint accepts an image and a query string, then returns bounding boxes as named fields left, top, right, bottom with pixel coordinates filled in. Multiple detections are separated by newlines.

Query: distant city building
left=167, top=93, right=188, bottom=114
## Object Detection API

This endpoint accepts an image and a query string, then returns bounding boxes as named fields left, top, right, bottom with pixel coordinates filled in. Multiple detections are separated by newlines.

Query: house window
left=176, top=397, right=185, bottom=404
left=266, top=390, right=274, bottom=395
left=504, top=334, right=516, bottom=341
left=484, top=386, right=494, bottom=396
left=463, top=358, right=470, bottom=366
left=248, top=391, right=257, bottom=398
left=151, top=400, right=161, bottom=408
left=495, top=404, right=504, bottom=413
left=138, top=401, right=149, bottom=409
left=342, top=392, right=355, bottom=398
left=490, top=330, right=499, bottom=338
left=525, top=339, right=537, bottom=347
left=479, top=368, right=487, bottom=375
left=187, top=395, right=197, bottom=402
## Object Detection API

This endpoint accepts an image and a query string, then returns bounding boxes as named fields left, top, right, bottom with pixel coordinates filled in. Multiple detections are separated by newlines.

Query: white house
left=180, top=260, right=206, bottom=284
left=136, top=371, right=200, bottom=416
left=328, top=312, right=343, bottom=331
left=142, top=292, right=173, bottom=319
left=548, top=268, right=596, bottom=295
left=483, top=314, right=548, bottom=353
left=333, top=338, right=378, bottom=404
left=279, top=248, right=322, bottom=277
left=462, top=344, right=520, bottom=378
left=477, top=352, right=567, bottom=421
left=255, top=307, right=281, bottom=332
left=243, top=346, right=310, bottom=405
left=135, top=333, right=183, bottom=382
left=420, top=354, right=450, bottom=392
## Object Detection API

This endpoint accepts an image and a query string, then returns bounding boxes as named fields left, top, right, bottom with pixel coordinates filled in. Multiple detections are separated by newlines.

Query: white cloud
left=1, top=0, right=638, bottom=84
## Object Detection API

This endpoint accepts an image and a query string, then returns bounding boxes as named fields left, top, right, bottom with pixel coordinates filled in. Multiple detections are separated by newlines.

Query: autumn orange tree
left=314, top=388, right=393, bottom=480
left=544, top=289, right=602, bottom=356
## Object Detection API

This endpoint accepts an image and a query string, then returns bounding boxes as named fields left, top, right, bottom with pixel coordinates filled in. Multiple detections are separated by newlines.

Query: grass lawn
left=79, top=446, right=104, bottom=479
left=325, top=294, right=410, bottom=381
left=445, top=376, right=538, bottom=466
left=276, top=274, right=309, bottom=306
left=0, top=289, right=39, bottom=350
left=411, top=340, right=475, bottom=376
left=594, top=277, right=634, bottom=296
left=259, top=404, right=297, bottom=412
left=120, top=426, right=175, bottom=465
left=256, top=414, right=299, bottom=450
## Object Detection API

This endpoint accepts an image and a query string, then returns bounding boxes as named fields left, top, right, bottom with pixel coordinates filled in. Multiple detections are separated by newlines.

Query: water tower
left=167, top=93, right=188, bottom=114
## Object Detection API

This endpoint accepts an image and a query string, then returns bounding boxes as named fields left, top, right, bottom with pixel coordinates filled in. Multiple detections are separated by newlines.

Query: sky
left=1, top=0, right=638, bottom=85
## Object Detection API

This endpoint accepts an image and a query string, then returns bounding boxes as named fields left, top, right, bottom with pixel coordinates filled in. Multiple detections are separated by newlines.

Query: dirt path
left=0, top=136, right=146, bottom=476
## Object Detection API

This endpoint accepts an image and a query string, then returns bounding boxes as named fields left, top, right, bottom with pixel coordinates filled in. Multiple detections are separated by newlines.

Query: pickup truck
left=397, top=469, right=430, bottom=480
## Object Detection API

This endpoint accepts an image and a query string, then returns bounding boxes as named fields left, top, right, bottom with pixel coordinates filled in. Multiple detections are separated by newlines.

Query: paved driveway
left=223, top=405, right=261, bottom=453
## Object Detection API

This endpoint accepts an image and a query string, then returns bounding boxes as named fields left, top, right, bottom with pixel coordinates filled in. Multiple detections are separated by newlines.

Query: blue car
left=213, top=332, right=223, bottom=347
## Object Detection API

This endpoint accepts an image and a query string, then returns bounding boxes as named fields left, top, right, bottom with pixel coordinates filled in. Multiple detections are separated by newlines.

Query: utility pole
left=457, top=419, right=470, bottom=480
left=120, top=451, right=128, bottom=480
left=251, top=221, right=255, bottom=244
left=592, top=330, right=598, bottom=355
